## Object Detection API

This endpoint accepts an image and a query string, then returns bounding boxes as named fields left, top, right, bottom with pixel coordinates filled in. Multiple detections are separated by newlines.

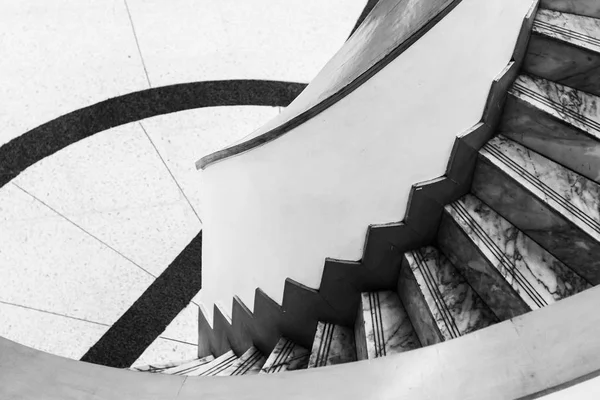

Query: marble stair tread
left=260, top=338, right=310, bottom=374
left=160, top=355, right=215, bottom=375
left=500, top=74, right=600, bottom=183
left=481, top=135, right=600, bottom=243
left=216, top=346, right=266, bottom=376
left=308, top=322, right=356, bottom=368
left=524, top=9, right=600, bottom=97
left=131, top=357, right=200, bottom=373
left=443, top=194, right=590, bottom=317
left=399, top=246, right=498, bottom=346
left=184, top=350, right=238, bottom=377
left=354, top=291, right=420, bottom=360
left=534, top=9, right=600, bottom=54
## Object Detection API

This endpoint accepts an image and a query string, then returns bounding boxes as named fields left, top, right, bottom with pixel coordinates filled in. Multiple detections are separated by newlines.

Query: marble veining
left=404, top=247, right=497, bottom=341
left=186, top=350, right=237, bottom=377
left=132, top=357, right=200, bottom=373
left=159, top=355, right=215, bottom=375
left=447, top=195, right=590, bottom=311
left=482, top=135, right=600, bottom=242
left=534, top=9, right=600, bottom=52
left=309, top=322, right=356, bottom=368
left=260, top=338, right=309, bottom=374
left=217, top=346, right=266, bottom=376
left=509, top=75, right=600, bottom=140
left=472, top=155, right=600, bottom=285
left=358, top=291, right=420, bottom=359
left=437, top=211, right=530, bottom=321
left=500, top=91, right=600, bottom=184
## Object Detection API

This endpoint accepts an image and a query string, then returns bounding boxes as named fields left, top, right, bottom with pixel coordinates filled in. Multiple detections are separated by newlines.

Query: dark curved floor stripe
left=80, top=231, right=203, bottom=368
left=0, top=79, right=306, bottom=188
left=348, top=0, right=381, bottom=39
left=0, top=79, right=305, bottom=368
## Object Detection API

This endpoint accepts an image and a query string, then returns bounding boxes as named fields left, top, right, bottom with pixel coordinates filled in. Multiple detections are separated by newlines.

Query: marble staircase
left=131, top=4, right=600, bottom=382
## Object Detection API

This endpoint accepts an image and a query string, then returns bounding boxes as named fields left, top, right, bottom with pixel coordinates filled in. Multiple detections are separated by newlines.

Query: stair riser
left=308, top=323, right=356, bottom=368
left=500, top=93, right=600, bottom=185
left=472, top=157, right=600, bottom=284
left=355, top=292, right=420, bottom=360
left=541, top=0, right=600, bottom=19
left=524, top=34, right=600, bottom=97
left=398, top=259, right=444, bottom=346
left=437, top=212, right=530, bottom=321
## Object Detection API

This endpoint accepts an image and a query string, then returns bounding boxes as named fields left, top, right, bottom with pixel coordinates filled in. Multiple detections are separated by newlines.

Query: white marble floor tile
left=140, top=106, right=279, bottom=212
left=12, top=122, right=200, bottom=277
left=160, top=303, right=199, bottom=346
left=0, top=183, right=154, bottom=325
left=0, top=0, right=149, bottom=146
left=125, top=0, right=365, bottom=86
left=0, top=302, right=109, bottom=360
left=130, top=337, right=198, bottom=369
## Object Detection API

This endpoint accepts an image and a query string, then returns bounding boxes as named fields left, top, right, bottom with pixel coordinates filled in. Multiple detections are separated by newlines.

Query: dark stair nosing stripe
left=449, top=201, right=547, bottom=308
left=322, top=323, right=335, bottom=366
left=266, top=340, right=294, bottom=373
left=484, top=142, right=600, bottom=235
left=232, top=350, right=261, bottom=376
left=533, top=19, right=600, bottom=47
left=375, top=292, right=386, bottom=357
left=238, top=351, right=264, bottom=375
left=511, top=82, right=600, bottom=134
left=411, top=249, right=460, bottom=339
left=198, top=355, right=238, bottom=376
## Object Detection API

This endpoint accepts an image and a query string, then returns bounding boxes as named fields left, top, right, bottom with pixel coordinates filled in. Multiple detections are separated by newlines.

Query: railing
left=197, top=0, right=463, bottom=169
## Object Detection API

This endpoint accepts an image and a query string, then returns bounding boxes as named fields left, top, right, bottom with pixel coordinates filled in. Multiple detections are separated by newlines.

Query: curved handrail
left=197, top=0, right=463, bottom=169
left=2, top=284, right=600, bottom=399
left=0, top=79, right=306, bottom=188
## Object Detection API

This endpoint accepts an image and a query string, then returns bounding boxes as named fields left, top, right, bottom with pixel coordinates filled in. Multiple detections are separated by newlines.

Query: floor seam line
left=123, top=0, right=152, bottom=88
left=0, top=299, right=109, bottom=327
left=12, top=183, right=157, bottom=279
left=138, top=122, right=203, bottom=224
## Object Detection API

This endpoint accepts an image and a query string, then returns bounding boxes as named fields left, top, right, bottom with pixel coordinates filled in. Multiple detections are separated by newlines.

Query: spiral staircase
left=129, top=0, right=600, bottom=389
left=3, top=0, right=600, bottom=399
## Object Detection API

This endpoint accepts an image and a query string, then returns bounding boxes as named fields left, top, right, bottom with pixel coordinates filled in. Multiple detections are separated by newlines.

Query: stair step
left=184, top=350, right=238, bottom=377
left=131, top=357, right=199, bottom=373
left=354, top=291, right=420, bottom=360
left=216, top=346, right=266, bottom=376
left=500, top=74, right=600, bottom=184
left=160, top=355, right=215, bottom=375
left=473, top=134, right=600, bottom=284
left=399, top=246, right=498, bottom=346
left=260, top=338, right=309, bottom=374
left=308, top=322, right=356, bottom=368
left=524, top=9, right=600, bottom=96
left=439, top=194, right=590, bottom=321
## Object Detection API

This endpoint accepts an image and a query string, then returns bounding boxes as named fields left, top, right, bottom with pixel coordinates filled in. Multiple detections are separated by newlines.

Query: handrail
left=197, top=0, right=463, bottom=169
left=0, top=80, right=305, bottom=188
left=2, top=284, right=600, bottom=399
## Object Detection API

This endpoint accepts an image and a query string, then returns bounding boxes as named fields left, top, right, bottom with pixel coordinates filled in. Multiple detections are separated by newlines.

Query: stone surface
left=186, top=350, right=238, bottom=377
left=308, top=322, right=356, bottom=368
left=473, top=135, right=600, bottom=284
left=260, top=338, right=310, bottom=374
left=445, top=195, right=590, bottom=312
left=160, top=355, right=215, bottom=375
left=400, top=246, right=497, bottom=346
left=354, top=291, right=420, bottom=360
left=500, top=75, right=600, bottom=184
left=217, top=346, right=266, bottom=376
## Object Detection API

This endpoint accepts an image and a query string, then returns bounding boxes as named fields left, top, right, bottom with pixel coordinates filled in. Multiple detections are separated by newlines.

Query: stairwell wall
left=198, top=0, right=537, bottom=319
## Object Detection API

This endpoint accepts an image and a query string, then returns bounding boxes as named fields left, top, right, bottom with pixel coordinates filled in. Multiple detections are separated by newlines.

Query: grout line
left=12, top=183, right=157, bottom=279
left=138, top=122, right=203, bottom=224
left=123, top=0, right=152, bottom=88
left=157, top=336, right=198, bottom=347
left=0, top=299, right=109, bottom=327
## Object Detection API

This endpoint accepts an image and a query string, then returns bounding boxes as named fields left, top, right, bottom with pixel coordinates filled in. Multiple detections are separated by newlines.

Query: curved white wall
left=198, top=0, right=536, bottom=318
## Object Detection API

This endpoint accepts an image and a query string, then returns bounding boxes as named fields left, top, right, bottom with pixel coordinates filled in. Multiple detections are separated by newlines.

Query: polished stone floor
left=0, top=0, right=365, bottom=367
